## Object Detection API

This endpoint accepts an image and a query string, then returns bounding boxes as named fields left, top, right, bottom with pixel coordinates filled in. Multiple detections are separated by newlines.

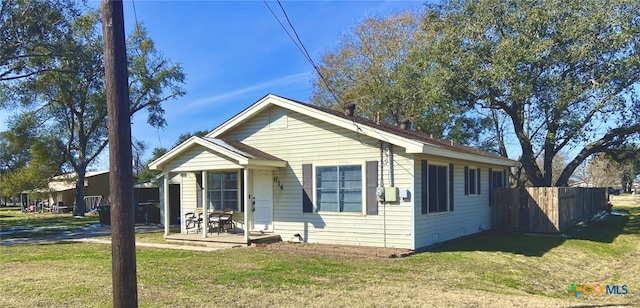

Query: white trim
left=208, top=95, right=424, bottom=152
left=202, top=171, right=208, bottom=239
left=163, top=171, right=170, bottom=236
left=243, top=168, right=249, bottom=244
left=206, top=94, right=518, bottom=167
left=149, top=136, right=287, bottom=171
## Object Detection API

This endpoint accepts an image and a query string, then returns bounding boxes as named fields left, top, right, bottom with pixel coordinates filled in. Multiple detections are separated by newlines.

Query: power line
left=262, top=0, right=344, bottom=108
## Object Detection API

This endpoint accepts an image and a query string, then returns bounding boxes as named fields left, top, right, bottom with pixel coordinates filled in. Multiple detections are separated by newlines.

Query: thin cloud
left=179, top=71, right=311, bottom=112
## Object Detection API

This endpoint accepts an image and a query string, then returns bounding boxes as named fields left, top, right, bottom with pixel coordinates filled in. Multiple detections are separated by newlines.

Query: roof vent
left=399, top=118, right=411, bottom=130
left=344, top=103, right=356, bottom=117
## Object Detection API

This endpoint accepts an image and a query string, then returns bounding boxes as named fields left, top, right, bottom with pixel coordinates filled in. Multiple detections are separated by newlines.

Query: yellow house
left=47, top=170, right=111, bottom=210
left=150, top=94, right=519, bottom=250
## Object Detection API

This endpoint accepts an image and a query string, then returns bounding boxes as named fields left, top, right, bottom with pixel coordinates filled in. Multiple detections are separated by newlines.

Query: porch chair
left=219, top=208, right=236, bottom=234
left=208, top=208, right=235, bottom=235
left=184, top=208, right=203, bottom=234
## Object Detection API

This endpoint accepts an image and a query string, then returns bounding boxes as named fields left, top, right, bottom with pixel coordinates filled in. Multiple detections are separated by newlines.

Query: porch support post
left=163, top=171, right=170, bottom=236
left=202, top=170, right=208, bottom=239
left=243, top=168, right=249, bottom=245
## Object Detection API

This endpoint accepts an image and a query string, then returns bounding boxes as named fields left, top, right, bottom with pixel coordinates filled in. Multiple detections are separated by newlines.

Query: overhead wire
left=262, top=0, right=388, bottom=147
left=262, top=0, right=344, bottom=109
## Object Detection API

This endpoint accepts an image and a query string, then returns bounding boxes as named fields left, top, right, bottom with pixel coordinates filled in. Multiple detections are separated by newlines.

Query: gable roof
left=207, top=94, right=518, bottom=167
left=149, top=135, right=286, bottom=170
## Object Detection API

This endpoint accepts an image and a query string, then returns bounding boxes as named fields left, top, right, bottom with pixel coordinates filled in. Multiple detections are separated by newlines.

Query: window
left=465, top=166, right=481, bottom=195
left=492, top=170, right=505, bottom=188
left=489, top=169, right=505, bottom=207
left=207, top=171, right=238, bottom=211
left=316, top=165, right=362, bottom=213
left=428, top=164, right=449, bottom=213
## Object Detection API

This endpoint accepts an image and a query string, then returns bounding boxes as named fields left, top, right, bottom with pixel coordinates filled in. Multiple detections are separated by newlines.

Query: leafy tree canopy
left=0, top=4, right=186, bottom=212
left=311, top=11, right=494, bottom=149
left=421, top=0, right=640, bottom=186
left=0, top=0, right=81, bottom=83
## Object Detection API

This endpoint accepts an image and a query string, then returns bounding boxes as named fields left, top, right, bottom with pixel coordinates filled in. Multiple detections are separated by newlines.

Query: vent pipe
left=399, top=118, right=411, bottom=130
left=344, top=103, right=356, bottom=117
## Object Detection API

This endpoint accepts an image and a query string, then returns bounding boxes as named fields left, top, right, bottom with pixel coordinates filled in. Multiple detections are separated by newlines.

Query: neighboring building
left=149, top=94, right=519, bottom=250
left=47, top=170, right=111, bottom=209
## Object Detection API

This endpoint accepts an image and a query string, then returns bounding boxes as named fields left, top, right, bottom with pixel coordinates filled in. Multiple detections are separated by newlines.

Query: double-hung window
left=207, top=171, right=238, bottom=211
left=491, top=170, right=505, bottom=189
left=316, top=165, right=362, bottom=213
left=465, top=166, right=481, bottom=195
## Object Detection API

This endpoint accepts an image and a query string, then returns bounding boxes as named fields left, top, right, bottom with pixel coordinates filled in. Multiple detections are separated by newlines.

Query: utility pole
left=101, top=0, right=138, bottom=307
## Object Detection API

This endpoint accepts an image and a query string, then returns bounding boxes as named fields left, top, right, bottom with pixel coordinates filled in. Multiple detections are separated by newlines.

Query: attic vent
left=399, top=118, right=411, bottom=130
left=344, top=103, right=356, bottom=117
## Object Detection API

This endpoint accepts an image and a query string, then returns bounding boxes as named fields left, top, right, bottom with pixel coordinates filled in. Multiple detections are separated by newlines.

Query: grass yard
left=0, top=206, right=99, bottom=239
left=0, top=195, right=638, bottom=307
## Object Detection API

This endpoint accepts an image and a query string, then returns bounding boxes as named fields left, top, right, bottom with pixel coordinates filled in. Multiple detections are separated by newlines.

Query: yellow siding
left=180, top=172, right=198, bottom=233
left=85, top=173, right=110, bottom=202
left=413, top=155, right=496, bottom=249
left=222, top=106, right=414, bottom=249
left=164, top=145, right=241, bottom=172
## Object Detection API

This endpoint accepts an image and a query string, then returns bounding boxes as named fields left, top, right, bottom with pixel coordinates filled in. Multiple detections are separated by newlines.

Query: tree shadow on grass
left=433, top=208, right=637, bottom=257
left=432, top=230, right=565, bottom=257
left=565, top=212, right=630, bottom=243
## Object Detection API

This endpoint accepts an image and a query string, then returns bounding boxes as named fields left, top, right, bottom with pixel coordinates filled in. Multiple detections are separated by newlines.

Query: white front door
left=252, top=170, right=273, bottom=231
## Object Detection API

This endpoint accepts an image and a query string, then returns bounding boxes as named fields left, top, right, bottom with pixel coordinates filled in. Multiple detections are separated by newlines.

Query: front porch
left=165, top=231, right=282, bottom=246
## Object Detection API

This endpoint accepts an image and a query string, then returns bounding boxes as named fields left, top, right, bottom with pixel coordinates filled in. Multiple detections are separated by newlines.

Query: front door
left=252, top=170, right=273, bottom=231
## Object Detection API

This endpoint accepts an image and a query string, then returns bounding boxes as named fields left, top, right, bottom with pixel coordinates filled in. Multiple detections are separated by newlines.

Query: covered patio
left=149, top=136, right=287, bottom=245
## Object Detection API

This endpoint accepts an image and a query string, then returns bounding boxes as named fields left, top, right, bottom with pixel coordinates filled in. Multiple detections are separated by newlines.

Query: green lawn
left=1, top=196, right=638, bottom=307
left=0, top=206, right=99, bottom=239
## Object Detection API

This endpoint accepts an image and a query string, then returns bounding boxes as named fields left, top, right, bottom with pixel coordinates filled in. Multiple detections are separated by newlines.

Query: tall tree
left=422, top=0, right=640, bottom=186
left=2, top=10, right=185, bottom=215
left=585, top=154, right=623, bottom=188
left=0, top=0, right=81, bottom=83
left=0, top=114, right=65, bottom=198
left=132, top=139, right=148, bottom=176
left=311, top=11, right=492, bottom=147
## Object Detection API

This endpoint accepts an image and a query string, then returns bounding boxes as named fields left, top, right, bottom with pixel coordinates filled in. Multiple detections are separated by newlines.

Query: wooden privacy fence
left=493, top=187, right=606, bottom=233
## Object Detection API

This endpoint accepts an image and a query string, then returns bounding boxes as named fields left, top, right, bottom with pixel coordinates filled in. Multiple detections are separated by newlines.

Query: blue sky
left=0, top=0, right=428, bottom=170
left=108, top=0, right=426, bottom=166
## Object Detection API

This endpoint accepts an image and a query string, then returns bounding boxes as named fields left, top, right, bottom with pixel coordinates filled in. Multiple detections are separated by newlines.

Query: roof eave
left=245, top=159, right=287, bottom=168
left=415, top=144, right=519, bottom=167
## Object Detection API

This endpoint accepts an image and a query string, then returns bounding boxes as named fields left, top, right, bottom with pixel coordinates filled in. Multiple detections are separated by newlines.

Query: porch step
left=165, top=238, right=245, bottom=249
left=248, top=233, right=282, bottom=245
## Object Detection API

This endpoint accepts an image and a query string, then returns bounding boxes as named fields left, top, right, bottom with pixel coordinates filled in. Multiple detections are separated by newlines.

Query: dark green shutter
left=449, top=163, right=454, bottom=212
left=302, top=164, right=313, bottom=213
left=366, top=161, right=378, bottom=215
left=464, top=166, right=469, bottom=195
left=421, top=160, right=427, bottom=214
left=488, top=168, right=493, bottom=207
left=477, top=168, right=481, bottom=195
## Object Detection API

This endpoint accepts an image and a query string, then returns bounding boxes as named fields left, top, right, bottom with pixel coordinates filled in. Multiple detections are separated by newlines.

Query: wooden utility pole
left=101, top=0, right=138, bottom=307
